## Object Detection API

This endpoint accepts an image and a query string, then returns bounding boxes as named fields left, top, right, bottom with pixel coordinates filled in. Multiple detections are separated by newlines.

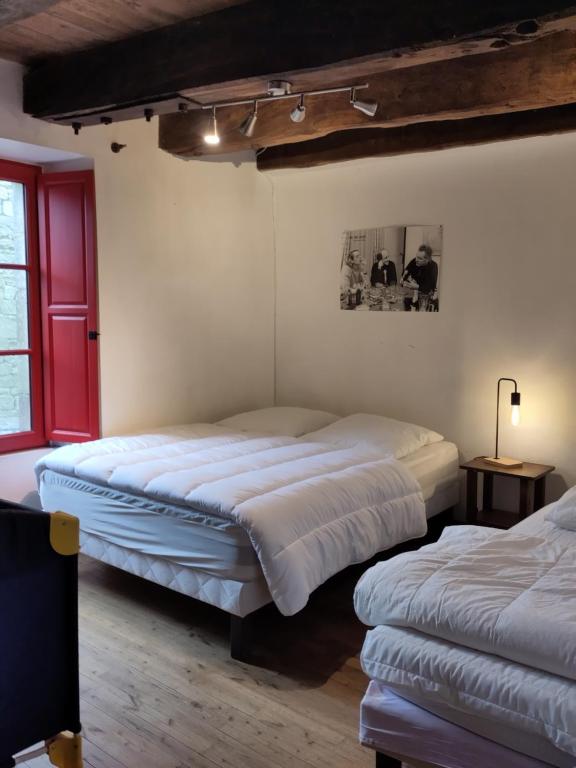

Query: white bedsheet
left=36, top=424, right=426, bottom=615
left=355, top=522, right=576, bottom=681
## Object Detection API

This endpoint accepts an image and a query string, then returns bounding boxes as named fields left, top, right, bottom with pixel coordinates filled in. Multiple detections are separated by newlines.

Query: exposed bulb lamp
left=290, top=94, right=306, bottom=123
left=238, top=101, right=258, bottom=137
left=485, top=377, right=523, bottom=468
left=204, top=107, right=220, bottom=145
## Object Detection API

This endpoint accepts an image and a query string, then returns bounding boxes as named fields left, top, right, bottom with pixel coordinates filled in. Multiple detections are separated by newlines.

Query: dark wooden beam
left=159, top=31, right=576, bottom=157
left=0, top=0, right=58, bottom=27
left=24, top=0, right=576, bottom=122
left=256, top=103, right=576, bottom=170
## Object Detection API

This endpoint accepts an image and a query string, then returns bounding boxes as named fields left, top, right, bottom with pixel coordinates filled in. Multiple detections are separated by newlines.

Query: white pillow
left=302, top=413, right=444, bottom=459
left=216, top=407, right=339, bottom=437
left=545, top=486, right=576, bottom=531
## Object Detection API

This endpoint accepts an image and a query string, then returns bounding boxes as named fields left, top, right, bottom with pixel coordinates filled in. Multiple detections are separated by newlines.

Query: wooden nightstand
left=460, top=457, right=555, bottom=529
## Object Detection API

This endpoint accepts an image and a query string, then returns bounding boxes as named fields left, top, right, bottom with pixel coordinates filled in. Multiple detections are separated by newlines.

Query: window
left=0, top=160, right=44, bottom=452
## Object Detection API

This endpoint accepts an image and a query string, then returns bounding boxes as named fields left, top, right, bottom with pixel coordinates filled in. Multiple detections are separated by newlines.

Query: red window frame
left=0, top=159, right=45, bottom=453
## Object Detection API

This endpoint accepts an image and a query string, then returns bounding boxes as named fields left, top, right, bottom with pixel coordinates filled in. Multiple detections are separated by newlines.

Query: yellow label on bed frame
left=48, top=732, right=83, bottom=768
left=49, top=512, right=80, bottom=556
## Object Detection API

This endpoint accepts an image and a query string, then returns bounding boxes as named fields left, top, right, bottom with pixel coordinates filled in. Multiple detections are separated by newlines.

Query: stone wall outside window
left=0, top=180, right=31, bottom=436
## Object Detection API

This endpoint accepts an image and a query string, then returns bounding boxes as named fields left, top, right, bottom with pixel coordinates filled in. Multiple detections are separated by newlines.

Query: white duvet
left=36, top=424, right=426, bottom=615
left=355, top=524, right=576, bottom=681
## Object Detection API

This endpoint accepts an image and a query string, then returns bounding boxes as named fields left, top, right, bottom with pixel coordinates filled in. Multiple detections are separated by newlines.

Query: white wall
left=270, top=134, right=576, bottom=495
left=3, top=53, right=576, bottom=505
left=0, top=447, right=50, bottom=507
left=0, top=59, right=275, bottom=436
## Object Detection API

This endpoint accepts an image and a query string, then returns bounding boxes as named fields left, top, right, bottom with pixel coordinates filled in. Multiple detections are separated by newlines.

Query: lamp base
left=484, top=456, right=524, bottom=469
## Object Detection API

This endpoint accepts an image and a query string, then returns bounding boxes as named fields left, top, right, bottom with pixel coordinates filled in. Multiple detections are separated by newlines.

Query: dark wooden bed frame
left=376, top=754, right=402, bottom=768
left=376, top=748, right=451, bottom=767
left=376, top=751, right=431, bottom=767
left=228, top=507, right=455, bottom=663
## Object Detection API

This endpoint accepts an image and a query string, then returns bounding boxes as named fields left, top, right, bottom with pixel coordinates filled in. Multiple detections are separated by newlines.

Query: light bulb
left=290, top=95, right=306, bottom=123
left=204, top=109, right=220, bottom=145
left=511, top=404, right=520, bottom=427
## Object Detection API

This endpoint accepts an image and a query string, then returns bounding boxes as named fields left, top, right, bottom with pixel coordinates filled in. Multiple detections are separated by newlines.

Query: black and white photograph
left=340, top=225, right=443, bottom=312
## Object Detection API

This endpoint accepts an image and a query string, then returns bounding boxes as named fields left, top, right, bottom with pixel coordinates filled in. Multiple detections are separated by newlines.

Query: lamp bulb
left=511, top=404, right=520, bottom=427
left=204, top=110, right=220, bottom=145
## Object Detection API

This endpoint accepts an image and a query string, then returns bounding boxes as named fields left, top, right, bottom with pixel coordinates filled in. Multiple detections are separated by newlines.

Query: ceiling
left=0, top=0, right=249, bottom=62
left=6, top=0, right=576, bottom=169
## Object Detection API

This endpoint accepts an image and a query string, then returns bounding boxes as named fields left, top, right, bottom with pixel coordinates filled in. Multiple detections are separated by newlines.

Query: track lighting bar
left=200, top=83, right=370, bottom=112
left=201, top=83, right=376, bottom=145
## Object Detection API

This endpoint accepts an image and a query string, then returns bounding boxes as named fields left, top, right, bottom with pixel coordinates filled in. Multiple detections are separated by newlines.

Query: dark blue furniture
left=0, top=500, right=82, bottom=768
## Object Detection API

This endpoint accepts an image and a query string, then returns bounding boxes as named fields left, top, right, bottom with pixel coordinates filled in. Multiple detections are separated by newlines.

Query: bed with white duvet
left=354, top=490, right=576, bottom=768
left=36, top=407, right=458, bottom=656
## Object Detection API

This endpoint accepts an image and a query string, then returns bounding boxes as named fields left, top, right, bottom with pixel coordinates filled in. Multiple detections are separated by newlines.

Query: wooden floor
left=26, top=555, right=377, bottom=768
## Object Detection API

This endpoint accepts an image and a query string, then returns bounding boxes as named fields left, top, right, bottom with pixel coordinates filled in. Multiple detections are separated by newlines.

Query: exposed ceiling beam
left=0, top=0, right=58, bottom=27
left=159, top=31, right=576, bottom=158
left=256, top=104, right=576, bottom=170
left=23, top=0, right=576, bottom=122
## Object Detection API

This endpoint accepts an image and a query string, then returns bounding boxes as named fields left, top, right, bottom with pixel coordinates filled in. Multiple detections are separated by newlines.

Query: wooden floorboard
left=72, top=555, right=375, bottom=768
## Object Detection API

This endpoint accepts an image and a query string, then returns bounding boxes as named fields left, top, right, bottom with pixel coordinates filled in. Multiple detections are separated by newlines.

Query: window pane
left=0, top=269, right=29, bottom=350
left=0, top=355, right=31, bottom=435
left=0, top=180, right=26, bottom=265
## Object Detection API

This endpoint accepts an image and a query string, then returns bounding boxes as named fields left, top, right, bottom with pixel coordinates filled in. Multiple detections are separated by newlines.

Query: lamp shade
left=352, top=98, right=378, bottom=117
left=239, top=104, right=258, bottom=137
left=290, top=95, right=306, bottom=123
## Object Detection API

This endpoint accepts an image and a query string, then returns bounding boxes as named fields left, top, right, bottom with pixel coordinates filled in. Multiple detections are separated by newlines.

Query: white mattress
left=402, top=440, right=458, bottom=518
left=360, top=682, right=568, bottom=768
left=358, top=507, right=576, bottom=766
left=39, top=441, right=458, bottom=583
left=361, top=624, right=576, bottom=766
left=79, top=532, right=271, bottom=617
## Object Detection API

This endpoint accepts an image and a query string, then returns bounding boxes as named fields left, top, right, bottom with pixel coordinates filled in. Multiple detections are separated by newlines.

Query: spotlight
left=204, top=107, right=220, bottom=145
left=239, top=101, right=258, bottom=137
left=350, top=87, right=378, bottom=117
left=290, top=94, right=306, bottom=123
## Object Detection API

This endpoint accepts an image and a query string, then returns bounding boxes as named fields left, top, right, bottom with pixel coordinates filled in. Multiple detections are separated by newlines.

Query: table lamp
left=485, top=377, right=523, bottom=468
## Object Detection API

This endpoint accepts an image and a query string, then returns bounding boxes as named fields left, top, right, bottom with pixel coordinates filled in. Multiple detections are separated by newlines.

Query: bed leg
left=375, top=752, right=402, bottom=768
left=230, top=614, right=253, bottom=663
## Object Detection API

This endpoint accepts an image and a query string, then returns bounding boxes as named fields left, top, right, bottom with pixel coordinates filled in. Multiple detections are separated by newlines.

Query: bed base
left=376, top=752, right=401, bottom=768
left=376, top=752, right=434, bottom=768
left=229, top=614, right=254, bottom=663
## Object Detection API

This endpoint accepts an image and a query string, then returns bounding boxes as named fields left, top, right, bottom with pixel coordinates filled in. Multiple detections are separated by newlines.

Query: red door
left=38, top=171, right=100, bottom=443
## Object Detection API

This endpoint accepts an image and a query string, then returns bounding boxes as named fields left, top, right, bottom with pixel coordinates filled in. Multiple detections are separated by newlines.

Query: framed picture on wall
left=340, top=225, right=443, bottom=312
